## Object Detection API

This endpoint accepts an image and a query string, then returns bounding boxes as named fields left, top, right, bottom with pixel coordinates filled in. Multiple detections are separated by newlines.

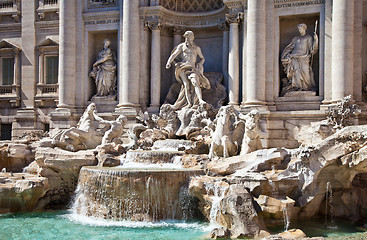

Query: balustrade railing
left=0, top=85, right=13, bottom=95
left=0, top=0, right=14, bottom=9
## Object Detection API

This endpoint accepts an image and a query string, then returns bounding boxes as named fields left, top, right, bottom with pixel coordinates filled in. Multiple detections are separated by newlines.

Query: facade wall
left=0, top=0, right=366, bottom=147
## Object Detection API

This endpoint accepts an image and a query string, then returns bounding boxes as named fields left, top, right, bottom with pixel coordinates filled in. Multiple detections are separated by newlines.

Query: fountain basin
left=72, top=166, right=204, bottom=222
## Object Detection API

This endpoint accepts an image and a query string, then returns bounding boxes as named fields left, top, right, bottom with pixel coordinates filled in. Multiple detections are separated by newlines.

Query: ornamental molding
left=83, top=10, right=120, bottom=25
left=87, top=0, right=118, bottom=9
left=226, top=12, right=243, bottom=24
left=273, top=0, right=325, bottom=8
left=141, top=5, right=228, bottom=29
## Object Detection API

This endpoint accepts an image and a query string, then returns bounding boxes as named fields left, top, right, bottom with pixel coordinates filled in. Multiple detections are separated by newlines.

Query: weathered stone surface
left=278, top=229, right=307, bottom=239
left=0, top=143, right=35, bottom=172
left=23, top=147, right=97, bottom=208
left=189, top=176, right=266, bottom=238
left=256, top=195, right=299, bottom=220
left=208, top=148, right=288, bottom=175
left=137, top=129, right=167, bottom=149
left=0, top=172, right=48, bottom=213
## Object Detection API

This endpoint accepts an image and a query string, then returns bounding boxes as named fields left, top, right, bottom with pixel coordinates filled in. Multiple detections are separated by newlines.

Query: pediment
left=0, top=40, right=20, bottom=50
left=36, top=38, right=59, bottom=48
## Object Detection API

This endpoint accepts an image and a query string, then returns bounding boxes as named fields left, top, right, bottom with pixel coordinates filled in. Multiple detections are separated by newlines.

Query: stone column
left=331, top=0, right=354, bottom=102
left=173, top=27, right=183, bottom=48
left=38, top=52, right=44, bottom=84
left=117, top=0, right=140, bottom=111
left=219, top=23, right=229, bottom=91
left=58, top=0, right=76, bottom=108
left=14, top=49, right=20, bottom=86
left=226, top=13, right=242, bottom=106
left=244, top=0, right=266, bottom=106
left=139, top=22, right=150, bottom=108
left=148, top=22, right=162, bottom=113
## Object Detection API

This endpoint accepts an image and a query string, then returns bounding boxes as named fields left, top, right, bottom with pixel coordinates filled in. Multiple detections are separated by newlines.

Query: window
left=0, top=124, right=12, bottom=140
left=45, top=56, right=58, bottom=84
left=1, top=57, right=14, bottom=85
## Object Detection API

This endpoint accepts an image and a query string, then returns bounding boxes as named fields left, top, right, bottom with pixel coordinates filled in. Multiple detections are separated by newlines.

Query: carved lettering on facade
left=274, top=0, right=325, bottom=8
left=85, top=19, right=119, bottom=25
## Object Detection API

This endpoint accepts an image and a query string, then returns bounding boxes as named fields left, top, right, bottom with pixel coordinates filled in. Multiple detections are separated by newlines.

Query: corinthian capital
left=146, top=20, right=164, bottom=30
left=226, top=12, right=244, bottom=24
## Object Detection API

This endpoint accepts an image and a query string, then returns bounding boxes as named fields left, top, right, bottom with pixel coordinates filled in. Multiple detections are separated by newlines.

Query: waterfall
left=203, top=180, right=229, bottom=226
left=325, top=182, right=337, bottom=229
left=71, top=166, right=203, bottom=222
left=282, top=207, right=290, bottom=232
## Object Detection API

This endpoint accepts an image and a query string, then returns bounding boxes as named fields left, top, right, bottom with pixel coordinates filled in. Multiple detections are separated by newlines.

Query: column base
left=241, top=101, right=269, bottom=113
left=12, top=108, right=36, bottom=140
left=50, top=107, right=79, bottom=130
left=115, top=103, right=141, bottom=118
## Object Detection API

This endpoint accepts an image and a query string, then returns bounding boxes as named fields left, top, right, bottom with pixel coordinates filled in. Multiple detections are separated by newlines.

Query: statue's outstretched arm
left=166, top=45, right=182, bottom=68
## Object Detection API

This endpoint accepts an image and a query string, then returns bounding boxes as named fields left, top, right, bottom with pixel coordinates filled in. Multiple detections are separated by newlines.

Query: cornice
left=141, top=5, right=228, bottom=28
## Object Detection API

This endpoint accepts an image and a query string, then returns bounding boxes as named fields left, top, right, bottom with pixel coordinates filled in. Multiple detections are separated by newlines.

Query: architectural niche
left=35, top=38, right=59, bottom=107
left=0, top=40, right=20, bottom=107
left=160, top=0, right=223, bottom=12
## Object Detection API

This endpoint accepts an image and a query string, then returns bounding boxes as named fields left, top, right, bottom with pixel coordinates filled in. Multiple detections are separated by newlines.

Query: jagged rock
left=275, top=125, right=367, bottom=221
left=256, top=195, right=299, bottom=220
left=278, top=229, right=307, bottom=239
left=0, top=172, right=48, bottom=213
left=207, top=148, right=289, bottom=176
left=137, top=129, right=167, bottom=149
left=210, top=226, right=230, bottom=239
left=189, top=176, right=266, bottom=238
left=97, top=153, right=120, bottom=167
left=0, top=143, right=35, bottom=172
left=23, top=147, right=97, bottom=208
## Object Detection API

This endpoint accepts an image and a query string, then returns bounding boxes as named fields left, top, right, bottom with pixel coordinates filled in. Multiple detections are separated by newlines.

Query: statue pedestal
left=89, top=96, right=118, bottom=113
left=276, top=91, right=323, bottom=111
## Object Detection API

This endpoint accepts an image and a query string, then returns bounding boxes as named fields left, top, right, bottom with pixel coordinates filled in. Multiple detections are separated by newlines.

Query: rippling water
left=0, top=211, right=211, bottom=240
left=1, top=211, right=366, bottom=240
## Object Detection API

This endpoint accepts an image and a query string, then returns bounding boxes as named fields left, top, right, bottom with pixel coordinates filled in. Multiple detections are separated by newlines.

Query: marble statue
left=208, top=105, right=245, bottom=159
left=240, top=109, right=262, bottom=155
left=89, top=39, right=117, bottom=97
left=166, top=31, right=210, bottom=110
left=53, top=103, right=105, bottom=151
left=100, top=115, right=127, bottom=145
left=281, top=23, right=318, bottom=94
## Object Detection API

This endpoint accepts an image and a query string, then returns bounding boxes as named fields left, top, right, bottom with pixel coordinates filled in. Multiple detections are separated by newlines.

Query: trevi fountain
left=1, top=1, right=367, bottom=240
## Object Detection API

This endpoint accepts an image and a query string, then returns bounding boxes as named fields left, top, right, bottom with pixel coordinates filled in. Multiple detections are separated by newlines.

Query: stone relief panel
left=279, top=14, right=320, bottom=97
left=88, top=0, right=117, bottom=9
left=160, top=0, right=223, bottom=12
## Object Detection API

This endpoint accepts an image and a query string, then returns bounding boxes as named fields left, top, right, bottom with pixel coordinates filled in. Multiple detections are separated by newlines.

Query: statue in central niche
left=166, top=31, right=210, bottom=110
left=89, top=39, right=117, bottom=98
left=280, top=23, right=318, bottom=95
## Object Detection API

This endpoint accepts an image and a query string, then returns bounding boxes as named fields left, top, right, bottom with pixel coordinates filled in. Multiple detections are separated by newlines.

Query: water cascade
left=72, top=166, right=203, bottom=222
left=325, top=182, right=336, bottom=229
left=282, top=207, right=290, bottom=231
left=203, top=180, right=229, bottom=226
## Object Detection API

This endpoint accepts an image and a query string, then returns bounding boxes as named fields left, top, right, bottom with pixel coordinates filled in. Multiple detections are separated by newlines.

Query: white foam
left=65, top=212, right=209, bottom=231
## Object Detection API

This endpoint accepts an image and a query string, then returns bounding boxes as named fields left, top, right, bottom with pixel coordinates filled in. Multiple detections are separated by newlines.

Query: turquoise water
left=1, top=211, right=366, bottom=240
left=267, top=218, right=367, bottom=239
left=0, top=211, right=210, bottom=240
